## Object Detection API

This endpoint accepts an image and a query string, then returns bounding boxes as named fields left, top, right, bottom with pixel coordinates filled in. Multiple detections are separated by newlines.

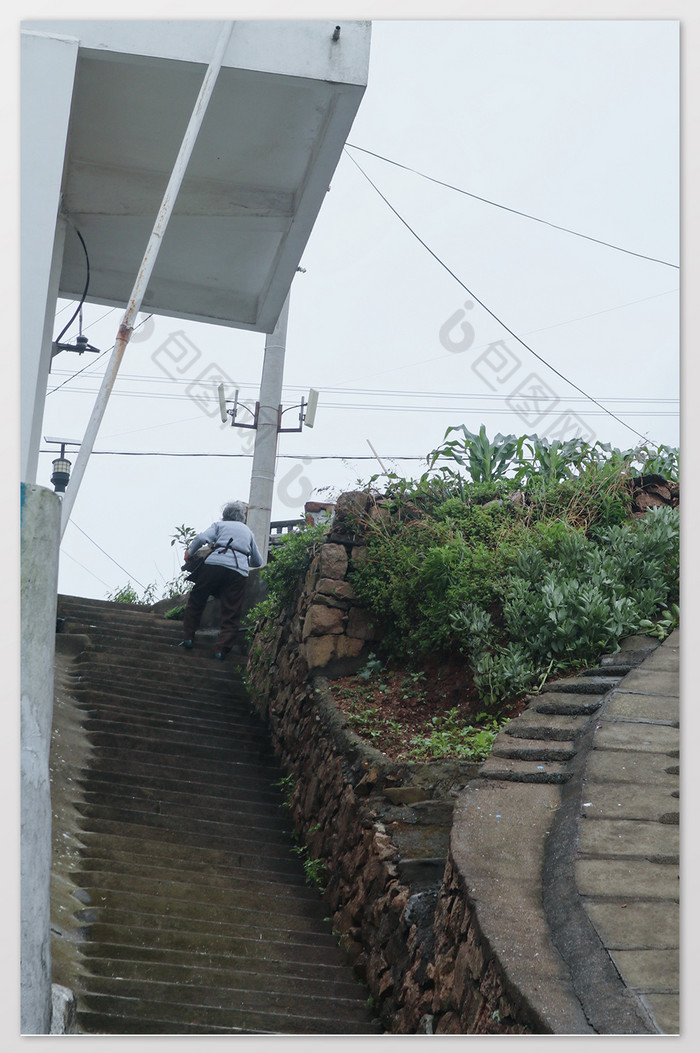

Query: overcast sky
left=36, top=17, right=679, bottom=601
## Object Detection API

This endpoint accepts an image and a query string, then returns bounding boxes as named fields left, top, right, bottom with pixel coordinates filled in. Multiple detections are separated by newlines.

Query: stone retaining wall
left=245, top=497, right=544, bottom=1034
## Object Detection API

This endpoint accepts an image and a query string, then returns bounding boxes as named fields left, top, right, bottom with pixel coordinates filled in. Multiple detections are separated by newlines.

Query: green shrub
left=247, top=521, right=328, bottom=623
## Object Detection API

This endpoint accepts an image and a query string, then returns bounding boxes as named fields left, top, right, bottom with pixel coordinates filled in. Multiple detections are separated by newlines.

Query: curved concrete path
left=451, top=629, right=679, bottom=1035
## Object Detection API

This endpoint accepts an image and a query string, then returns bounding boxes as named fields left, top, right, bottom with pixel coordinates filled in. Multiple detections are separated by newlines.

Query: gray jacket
left=188, top=520, right=263, bottom=577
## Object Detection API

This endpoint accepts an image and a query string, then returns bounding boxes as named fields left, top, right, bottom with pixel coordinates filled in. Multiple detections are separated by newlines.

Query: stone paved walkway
left=576, top=629, right=679, bottom=1033
left=451, top=628, right=680, bottom=1035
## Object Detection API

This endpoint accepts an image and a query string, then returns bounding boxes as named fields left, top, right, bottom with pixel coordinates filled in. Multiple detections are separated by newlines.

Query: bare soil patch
left=327, top=653, right=529, bottom=762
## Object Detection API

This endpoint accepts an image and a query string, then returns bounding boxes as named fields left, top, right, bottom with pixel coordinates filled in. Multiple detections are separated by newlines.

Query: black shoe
left=179, top=639, right=194, bottom=650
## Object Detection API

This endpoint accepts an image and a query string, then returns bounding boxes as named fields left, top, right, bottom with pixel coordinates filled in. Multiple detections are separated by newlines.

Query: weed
left=409, top=709, right=502, bottom=761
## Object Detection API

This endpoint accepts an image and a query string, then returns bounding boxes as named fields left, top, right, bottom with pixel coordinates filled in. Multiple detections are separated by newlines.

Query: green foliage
left=107, top=581, right=158, bottom=605
left=170, top=524, right=197, bottom=549
left=107, top=523, right=196, bottom=605
left=501, top=507, right=679, bottom=666
left=357, top=654, right=384, bottom=680
left=300, top=854, right=328, bottom=892
left=350, top=437, right=679, bottom=707
left=429, top=424, right=526, bottom=483
left=638, top=603, right=680, bottom=640
left=163, top=605, right=186, bottom=620
left=409, top=709, right=503, bottom=761
left=255, top=521, right=328, bottom=613
left=636, top=443, right=679, bottom=481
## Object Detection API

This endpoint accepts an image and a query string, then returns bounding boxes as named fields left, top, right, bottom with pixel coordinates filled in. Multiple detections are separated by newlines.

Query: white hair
left=221, top=500, right=247, bottom=523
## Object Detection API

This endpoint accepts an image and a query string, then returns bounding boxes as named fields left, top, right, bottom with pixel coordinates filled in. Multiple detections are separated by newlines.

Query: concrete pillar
left=247, top=294, right=290, bottom=563
left=21, top=29, right=79, bottom=483
left=20, top=484, right=61, bottom=1033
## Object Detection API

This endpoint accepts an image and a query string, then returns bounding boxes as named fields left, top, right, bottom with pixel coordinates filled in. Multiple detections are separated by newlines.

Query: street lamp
left=44, top=437, right=81, bottom=494
left=50, top=445, right=71, bottom=493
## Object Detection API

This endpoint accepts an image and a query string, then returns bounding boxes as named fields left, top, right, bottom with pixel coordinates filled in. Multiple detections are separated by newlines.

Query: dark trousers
left=182, top=564, right=248, bottom=654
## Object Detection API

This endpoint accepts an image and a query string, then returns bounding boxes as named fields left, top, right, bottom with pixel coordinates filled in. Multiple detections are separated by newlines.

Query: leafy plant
left=409, top=709, right=502, bottom=761
left=253, top=521, right=327, bottom=614
left=428, top=424, right=525, bottom=483
left=357, top=654, right=384, bottom=680
left=107, top=581, right=158, bottom=605
left=638, top=603, right=680, bottom=640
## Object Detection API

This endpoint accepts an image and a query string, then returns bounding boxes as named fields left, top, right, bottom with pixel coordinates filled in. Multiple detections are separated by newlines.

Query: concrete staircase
left=52, top=595, right=380, bottom=1036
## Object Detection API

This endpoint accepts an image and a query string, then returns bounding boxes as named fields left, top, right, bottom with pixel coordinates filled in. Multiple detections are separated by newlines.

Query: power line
left=60, top=548, right=112, bottom=589
left=46, top=313, right=153, bottom=396
left=66, top=520, right=147, bottom=588
left=345, top=149, right=653, bottom=444
left=40, top=444, right=677, bottom=461
left=345, top=143, right=679, bottom=270
left=45, top=376, right=679, bottom=407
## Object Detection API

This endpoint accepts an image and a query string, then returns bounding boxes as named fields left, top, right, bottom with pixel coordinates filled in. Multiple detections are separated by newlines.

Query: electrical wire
left=67, top=520, right=147, bottom=588
left=344, top=149, right=653, bottom=444
left=46, top=374, right=679, bottom=407
left=47, top=313, right=154, bottom=396
left=54, top=222, right=91, bottom=345
left=60, top=548, right=112, bottom=589
left=345, top=143, right=680, bottom=270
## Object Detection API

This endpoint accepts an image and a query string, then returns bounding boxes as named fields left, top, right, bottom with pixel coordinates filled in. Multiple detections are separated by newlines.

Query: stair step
left=79, top=939, right=357, bottom=979
left=78, top=921, right=346, bottom=959
left=545, top=676, right=619, bottom=695
left=491, top=738, right=576, bottom=762
left=77, top=772, right=286, bottom=808
left=76, top=818, right=300, bottom=864
left=51, top=594, right=377, bottom=1036
left=74, top=973, right=371, bottom=1019
left=533, top=692, right=606, bottom=717
left=479, top=755, right=572, bottom=783
left=80, top=955, right=367, bottom=1001
left=72, top=831, right=297, bottom=872
left=72, top=884, right=331, bottom=929
left=504, top=711, right=590, bottom=741
left=76, top=995, right=380, bottom=1035
left=76, top=762, right=285, bottom=797
left=73, top=797, right=294, bottom=836
left=74, top=856, right=313, bottom=895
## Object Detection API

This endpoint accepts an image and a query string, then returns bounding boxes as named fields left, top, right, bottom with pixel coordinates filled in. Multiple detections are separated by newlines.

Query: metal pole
left=60, top=21, right=235, bottom=537
left=247, top=294, right=290, bottom=563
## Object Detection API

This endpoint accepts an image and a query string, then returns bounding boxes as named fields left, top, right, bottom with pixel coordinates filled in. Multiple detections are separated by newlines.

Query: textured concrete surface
left=577, top=629, right=679, bottom=1034
left=450, top=628, right=680, bottom=1035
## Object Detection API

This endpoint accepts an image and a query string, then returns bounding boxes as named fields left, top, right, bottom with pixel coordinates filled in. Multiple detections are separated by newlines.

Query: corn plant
left=428, top=424, right=526, bottom=484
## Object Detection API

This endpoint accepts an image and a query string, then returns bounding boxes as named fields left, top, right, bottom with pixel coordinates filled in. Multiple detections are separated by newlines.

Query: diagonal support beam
left=60, top=20, right=235, bottom=537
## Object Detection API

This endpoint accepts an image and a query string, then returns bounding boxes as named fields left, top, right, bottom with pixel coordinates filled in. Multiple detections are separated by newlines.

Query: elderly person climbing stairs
left=180, top=500, right=263, bottom=660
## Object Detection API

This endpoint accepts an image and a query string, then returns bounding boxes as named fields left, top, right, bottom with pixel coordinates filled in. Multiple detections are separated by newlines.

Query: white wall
left=23, top=20, right=371, bottom=86
left=20, top=31, right=78, bottom=483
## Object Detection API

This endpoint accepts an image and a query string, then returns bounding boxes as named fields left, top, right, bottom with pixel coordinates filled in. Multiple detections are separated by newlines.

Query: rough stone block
left=317, top=543, right=349, bottom=580
left=315, top=577, right=356, bottom=601
left=350, top=544, right=369, bottom=566
left=303, top=635, right=338, bottom=669
left=335, top=635, right=364, bottom=660
left=302, top=603, right=344, bottom=638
